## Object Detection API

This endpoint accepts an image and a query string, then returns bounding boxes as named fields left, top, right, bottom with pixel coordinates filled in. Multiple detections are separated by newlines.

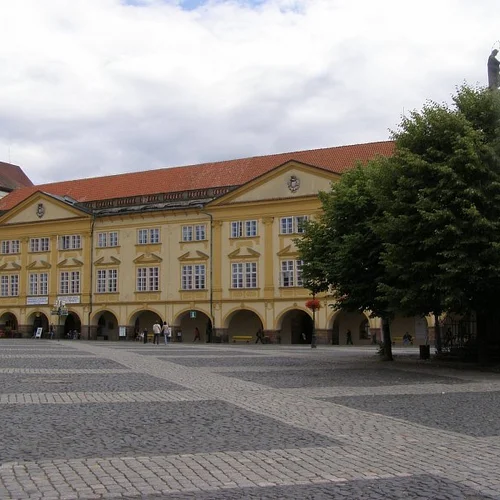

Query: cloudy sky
left=0, top=0, right=498, bottom=184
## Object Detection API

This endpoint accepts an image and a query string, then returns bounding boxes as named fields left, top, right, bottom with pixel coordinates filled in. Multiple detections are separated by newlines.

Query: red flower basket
left=305, top=299, right=321, bottom=311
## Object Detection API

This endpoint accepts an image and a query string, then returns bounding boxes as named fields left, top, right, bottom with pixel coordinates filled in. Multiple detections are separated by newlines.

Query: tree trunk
left=434, top=313, right=442, bottom=354
left=381, top=316, right=393, bottom=361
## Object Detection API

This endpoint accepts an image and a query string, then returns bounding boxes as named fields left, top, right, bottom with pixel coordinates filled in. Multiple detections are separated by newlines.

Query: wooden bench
left=392, top=336, right=413, bottom=346
left=232, top=336, right=253, bottom=343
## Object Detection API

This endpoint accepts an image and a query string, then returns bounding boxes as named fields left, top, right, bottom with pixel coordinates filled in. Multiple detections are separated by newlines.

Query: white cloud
left=0, top=0, right=497, bottom=184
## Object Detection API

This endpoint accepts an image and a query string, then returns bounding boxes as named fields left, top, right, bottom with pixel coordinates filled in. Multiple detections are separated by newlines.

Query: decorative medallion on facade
left=287, top=175, right=300, bottom=193
left=36, top=203, right=45, bottom=218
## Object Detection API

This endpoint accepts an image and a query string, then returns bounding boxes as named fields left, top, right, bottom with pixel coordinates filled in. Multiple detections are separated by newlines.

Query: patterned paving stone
left=0, top=340, right=499, bottom=500
left=219, top=367, right=463, bottom=388
left=0, top=372, right=187, bottom=393
left=165, top=356, right=352, bottom=368
left=135, top=350, right=268, bottom=357
left=0, top=357, right=128, bottom=369
left=135, top=474, right=499, bottom=500
left=324, top=391, right=500, bottom=437
left=0, top=348, right=91, bottom=355
left=1, top=400, right=338, bottom=463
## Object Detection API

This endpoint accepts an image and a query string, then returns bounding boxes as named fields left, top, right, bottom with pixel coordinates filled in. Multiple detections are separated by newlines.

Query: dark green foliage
left=296, top=84, right=500, bottom=362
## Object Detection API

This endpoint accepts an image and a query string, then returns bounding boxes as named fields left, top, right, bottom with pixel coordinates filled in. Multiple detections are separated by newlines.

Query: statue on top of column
left=488, top=48, right=500, bottom=90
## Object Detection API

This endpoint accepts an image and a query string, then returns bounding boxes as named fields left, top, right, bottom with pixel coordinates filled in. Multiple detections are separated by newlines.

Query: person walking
left=143, top=328, right=148, bottom=344
left=49, top=324, right=55, bottom=340
left=176, top=329, right=182, bottom=343
left=162, top=322, right=171, bottom=345
left=346, top=329, right=353, bottom=345
left=153, top=320, right=161, bottom=345
left=193, top=327, right=201, bottom=342
left=255, top=328, right=264, bottom=344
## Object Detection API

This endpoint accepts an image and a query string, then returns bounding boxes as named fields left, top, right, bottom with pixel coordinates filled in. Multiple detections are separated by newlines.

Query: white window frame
left=279, top=216, right=309, bottom=234
left=182, top=225, right=206, bottom=242
left=0, top=275, right=19, bottom=296
left=30, top=237, right=50, bottom=252
left=280, top=260, right=304, bottom=287
left=60, top=235, right=81, bottom=250
left=137, top=228, right=160, bottom=245
left=97, top=232, right=119, bottom=248
left=1, top=240, right=20, bottom=254
left=59, top=271, right=80, bottom=294
left=231, top=220, right=258, bottom=238
left=231, top=262, right=257, bottom=289
left=245, top=220, right=258, bottom=237
left=194, top=224, right=206, bottom=241
left=181, top=264, right=206, bottom=290
left=96, top=269, right=118, bottom=293
left=182, top=226, right=193, bottom=242
left=29, top=273, right=48, bottom=296
left=136, top=267, right=159, bottom=291
left=231, top=221, right=243, bottom=238
left=149, top=228, right=160, bottom=244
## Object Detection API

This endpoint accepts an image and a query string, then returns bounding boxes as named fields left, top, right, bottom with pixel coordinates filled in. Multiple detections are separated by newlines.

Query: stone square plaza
left=1, top=340, right=500, bottom=499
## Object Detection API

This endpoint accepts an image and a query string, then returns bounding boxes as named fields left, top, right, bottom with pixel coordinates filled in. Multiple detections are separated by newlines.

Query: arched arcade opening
left=278, top=309, right=313, bottom=344
left=175, top=310, right=212, bottom=342
left=131, top=309, right=163, bottom=341
left=93, top=311, right=119, bottom=341
left=225, top=309, right=262, bottom=342
left=27, top=312, right=49, bottom=338
left=63, top=312, right=82, bottom=339
left=0, top=312, right=18, bottom=337
left=330, top=311, right=371, bottom=345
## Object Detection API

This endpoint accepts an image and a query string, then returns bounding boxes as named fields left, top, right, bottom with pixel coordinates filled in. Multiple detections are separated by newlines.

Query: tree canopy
left=297, top=85, right=500, bottom=360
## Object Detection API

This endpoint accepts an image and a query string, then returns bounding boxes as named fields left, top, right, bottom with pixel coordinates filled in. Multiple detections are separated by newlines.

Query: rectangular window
left=296, top=216, right=308, bottom=234
left=181, top=264, right=206, bottom=290
left=231, top=221, right=243, bottom=238
left=280, top=260, right=304, bottom=287
left=149, top=228, right=159, bottom=244
left=136, top=267, right=159, bottom=291
left=29, top=273, right=48, bottom=295
left=96, top=269, right=118, bottom=293
left=97, top=232, right=119, bottom=248
left=137, top=228, right=160, bottom=245
left=231, top=262, right=257, bottom=289
left=182, top=225, right=206, bottom=241
left=280, top=216, right=308, bottom=234
left=59, top=271, right=80, bottom=294
left=30, top=237, right=50, bottom=252
left=0, top=275, right=19, bottom=296
left=182, top=226, right=193, bottom=242
left=1, top=240, right=20, bottom=254
left=231, top=220, right=258, bottom=238
left=138, top=229, right=148, bottom=245
left=195, top=225, right=206, bottom=241
left=60, top=235, right=81, bottom=250
left=245, top=220, right=258, bottom=237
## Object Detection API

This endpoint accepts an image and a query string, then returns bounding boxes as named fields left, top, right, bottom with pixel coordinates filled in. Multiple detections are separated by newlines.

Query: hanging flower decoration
left=305, top=298, right=321, bottom=311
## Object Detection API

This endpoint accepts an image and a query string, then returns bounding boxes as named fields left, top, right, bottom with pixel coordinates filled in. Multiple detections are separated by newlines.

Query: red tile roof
left=0, top=141, right=394, bottom=211
left=0, top=162, right=33, bottom=193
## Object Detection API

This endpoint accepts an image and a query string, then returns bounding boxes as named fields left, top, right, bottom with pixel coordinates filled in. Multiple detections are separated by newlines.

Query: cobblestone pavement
left=1, top=341, right=500, bottom=499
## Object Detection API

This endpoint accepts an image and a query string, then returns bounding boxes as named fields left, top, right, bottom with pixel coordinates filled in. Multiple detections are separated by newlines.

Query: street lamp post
left=50, top=300, right=68, bottom=338
left=306, top=297, right=321, bottom=349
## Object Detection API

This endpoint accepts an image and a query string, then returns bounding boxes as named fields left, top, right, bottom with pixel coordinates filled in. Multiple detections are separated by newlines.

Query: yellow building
left=0, top=141, right=429, bottom=345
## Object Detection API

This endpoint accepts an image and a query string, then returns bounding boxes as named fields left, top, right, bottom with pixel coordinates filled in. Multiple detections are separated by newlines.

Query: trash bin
left=419, top=344, right=430, bottom=360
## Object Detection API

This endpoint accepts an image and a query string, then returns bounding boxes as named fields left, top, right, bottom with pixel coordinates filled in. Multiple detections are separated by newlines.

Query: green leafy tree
left=296, top=160, right=394, bottom=361
left=375, top=85, right=500, bottom=359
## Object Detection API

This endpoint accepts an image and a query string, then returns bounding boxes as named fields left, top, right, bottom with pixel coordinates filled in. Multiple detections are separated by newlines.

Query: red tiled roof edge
left=0, top=162, right=34, bottom=192
left=0, top=141, right=395, bottom=211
